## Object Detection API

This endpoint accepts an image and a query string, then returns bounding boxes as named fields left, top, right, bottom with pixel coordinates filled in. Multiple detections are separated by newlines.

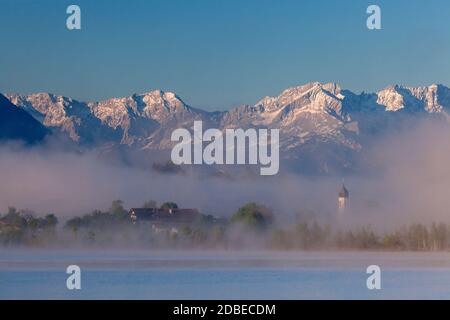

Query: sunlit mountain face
left=3, top=82, right=450, bottom=175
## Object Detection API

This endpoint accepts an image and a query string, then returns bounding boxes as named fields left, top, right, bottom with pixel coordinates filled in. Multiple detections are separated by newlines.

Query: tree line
left=2, top=200, right=450, bottom=251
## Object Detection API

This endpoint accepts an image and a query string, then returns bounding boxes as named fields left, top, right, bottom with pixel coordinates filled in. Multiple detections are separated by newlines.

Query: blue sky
left=1, top=0, right=450, bottom=110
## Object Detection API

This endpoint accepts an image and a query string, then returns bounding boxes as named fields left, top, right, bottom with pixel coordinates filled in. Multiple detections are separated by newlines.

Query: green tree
left=2, top=207, right=26, bottom=228
left=231, top=202, right=273, bottom=231
left=382, top=232, right=404, bottom=250
left=44, top=214, right=58, bottom=228
left=352, top=227, right=380, bottom=249
left=310, top=222, right=330, bottom=248
left=65, top=216, right=83, bottom=230
left=295, top=222, right=311, bottom=249
left=407, top=224, right=429, bottom=250
left=160, top=202, right=179, bottom=210
left=430, top=223, right=447, bottom=251
left=211, top=225, right=225, bottom=244
left=110, top=200, right=128, bottom=220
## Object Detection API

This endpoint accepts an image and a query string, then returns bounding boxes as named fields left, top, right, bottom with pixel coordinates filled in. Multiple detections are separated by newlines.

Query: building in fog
left=129, top=207, right=200, bottom=233
left=338, top=184, right=349, bottom=215
left=129, top=207, right=200, bottom=224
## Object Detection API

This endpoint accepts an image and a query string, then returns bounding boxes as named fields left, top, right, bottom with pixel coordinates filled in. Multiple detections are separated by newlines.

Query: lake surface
left=1, top=250, right=450, bottom=299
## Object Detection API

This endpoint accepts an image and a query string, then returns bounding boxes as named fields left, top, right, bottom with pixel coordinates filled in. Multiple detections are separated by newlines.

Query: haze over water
left=1, top=250, right=450, bottom=299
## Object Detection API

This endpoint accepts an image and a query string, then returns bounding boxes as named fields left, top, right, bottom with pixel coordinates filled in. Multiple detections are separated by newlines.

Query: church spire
left=338, top=183, right=349, bottom=218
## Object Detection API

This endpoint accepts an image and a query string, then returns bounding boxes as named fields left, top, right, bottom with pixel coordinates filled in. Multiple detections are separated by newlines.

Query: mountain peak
left=375, top=84, right=450, bottom=113
left=279, top=82, right=341, bottom=96
left=4, top=82, right=450, bottom=161
left=253, top=82, right=345, bottom=119
left=137, top=89, right=185, bottom=105
left=0, top=93, right=49, bottom=144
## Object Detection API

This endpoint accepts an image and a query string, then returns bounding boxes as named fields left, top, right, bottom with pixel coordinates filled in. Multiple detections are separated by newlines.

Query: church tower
left=338, top=184, right=349, bottom=214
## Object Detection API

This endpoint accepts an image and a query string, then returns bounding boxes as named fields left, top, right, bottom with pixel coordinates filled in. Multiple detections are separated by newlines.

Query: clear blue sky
left=1, top=0, right=450, bottom=110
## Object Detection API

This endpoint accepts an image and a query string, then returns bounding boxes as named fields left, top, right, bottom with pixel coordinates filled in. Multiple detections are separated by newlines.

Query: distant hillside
left=0, top=94, right=49, bottom=144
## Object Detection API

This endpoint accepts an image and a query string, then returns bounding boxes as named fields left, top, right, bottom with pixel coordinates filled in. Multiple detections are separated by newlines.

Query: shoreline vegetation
left=1, top=200, right=450, bottom=252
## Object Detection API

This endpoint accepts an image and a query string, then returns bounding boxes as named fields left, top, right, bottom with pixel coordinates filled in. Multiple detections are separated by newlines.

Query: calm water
left=1, top=250, right=450, bottom=299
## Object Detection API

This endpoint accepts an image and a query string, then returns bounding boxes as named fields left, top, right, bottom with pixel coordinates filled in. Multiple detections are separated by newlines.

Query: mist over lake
left=1, top=250, right=450, bottom=299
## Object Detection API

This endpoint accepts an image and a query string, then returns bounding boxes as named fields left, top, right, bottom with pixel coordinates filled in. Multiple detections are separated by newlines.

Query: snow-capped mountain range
left=3, top=82, right=450, bottom=174
left=0, top=94, right=49, bottom=144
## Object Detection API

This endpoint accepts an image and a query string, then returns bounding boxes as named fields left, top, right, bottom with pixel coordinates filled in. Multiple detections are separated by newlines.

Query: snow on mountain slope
left=6, top=92, right=119, bottom=144
left=376, top=84, right=450, bottom=115
left=7, top=93, right=81, bottom=141
left=90, top=90, right=218, bottom=148
left=7, top=90, right=211, bottom=147
left=220, top=83, right=359, bottom=158
left=4, top=82, right=450, bottom=174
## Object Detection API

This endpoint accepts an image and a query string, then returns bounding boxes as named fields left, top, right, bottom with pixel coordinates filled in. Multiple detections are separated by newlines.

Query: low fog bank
left=0, top=145, right=336, bottom=220
left=1, top=118, right=450, bottom=229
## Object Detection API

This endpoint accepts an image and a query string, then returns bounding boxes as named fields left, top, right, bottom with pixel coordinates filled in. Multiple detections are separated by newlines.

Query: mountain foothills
left=0, top=94, right=49, bottom=144
left=2, top=82, right=450, bottom=174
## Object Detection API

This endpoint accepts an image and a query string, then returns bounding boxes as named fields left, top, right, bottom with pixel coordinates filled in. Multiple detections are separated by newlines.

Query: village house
left=129, top=207, right=200, bottom=233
